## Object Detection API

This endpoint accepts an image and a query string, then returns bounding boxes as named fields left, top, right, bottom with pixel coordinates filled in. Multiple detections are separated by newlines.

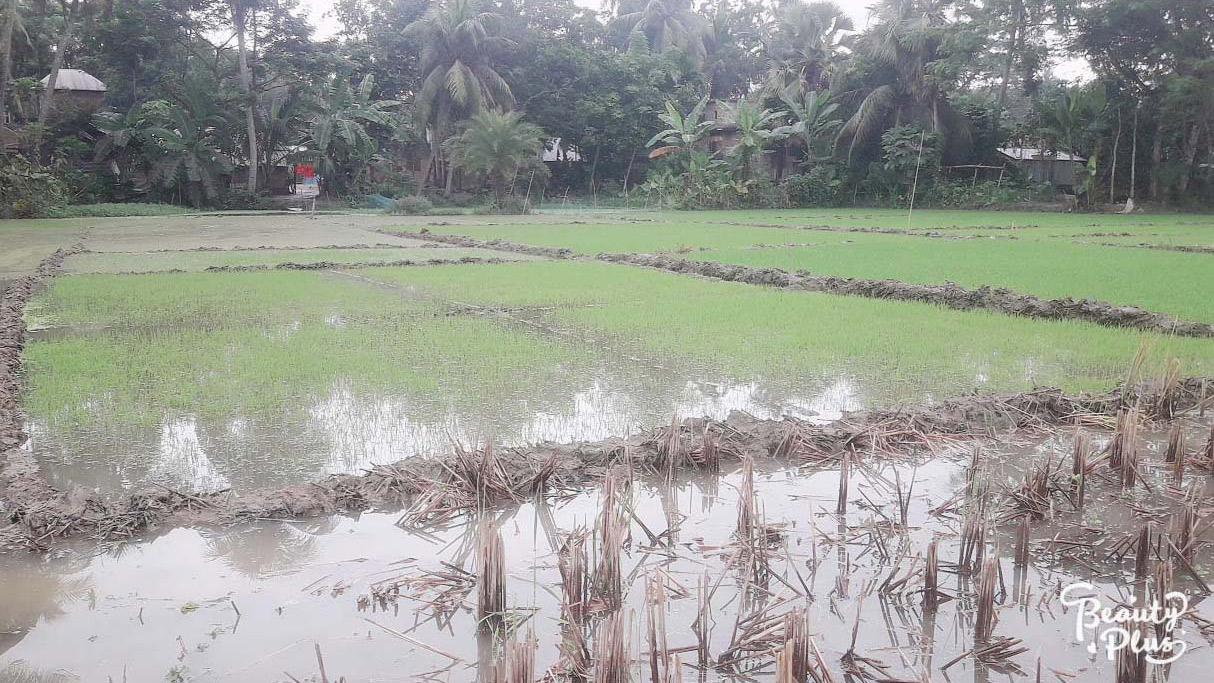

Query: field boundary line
left=597, top=252, right=1214, bottom=338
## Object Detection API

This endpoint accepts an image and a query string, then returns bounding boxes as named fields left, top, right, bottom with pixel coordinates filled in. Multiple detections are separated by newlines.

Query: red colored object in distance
left=295, top=164, right=316, bottom=178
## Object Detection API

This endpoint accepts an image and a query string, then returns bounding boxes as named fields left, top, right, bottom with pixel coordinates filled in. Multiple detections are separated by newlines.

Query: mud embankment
left=714, top=221, right=1029, bottom=239
left=3, top=375, right=1209, bottom=552
left=201, top=256, right=515, bottom=273
left=1, top=247, right=81, bottom=531
left=383, top=230, right=575, bottom=259
left=598, top=253, right=1214, bottom=338
left=1090, top=241, right=1214, bottom=255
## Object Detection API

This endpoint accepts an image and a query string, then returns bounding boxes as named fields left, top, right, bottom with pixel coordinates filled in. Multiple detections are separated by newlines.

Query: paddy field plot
left=2, top=208, right=1214, bottom=683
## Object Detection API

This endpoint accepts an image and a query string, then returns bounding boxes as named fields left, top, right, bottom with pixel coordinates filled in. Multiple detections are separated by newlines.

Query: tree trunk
left=996, top=0, right=1024, bottom=107
left=0, top=0, right=16, bottom=128
left=232, top=1, right=257, bottom=194
left=1149, top=116, right=1162, bottom=201
left=1109, top=107, right=1120, bottom=203
left=1128, top=103, right=1138, bottom=200
left=37, top=0, right=78, bottom=133
left=1177, top=123, right=1200, bottom=196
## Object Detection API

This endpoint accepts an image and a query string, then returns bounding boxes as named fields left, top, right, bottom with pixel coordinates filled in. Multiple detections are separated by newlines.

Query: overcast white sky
left=298, top=0, right=1087, bottom=79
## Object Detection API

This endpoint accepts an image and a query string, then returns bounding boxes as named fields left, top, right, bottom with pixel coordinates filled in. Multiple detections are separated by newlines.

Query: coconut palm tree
left=303, top=75, right=399, bottom=195
left=614, top=0, right=706, bottom=59
left=0, top=0, right=29, bottom=125
left=95, top=94, right=232, bottom=206
left=763, top=1, right=853, bottom=94
left=443, top=109, right=546, bottom=206
left=836, top=0, right=973, bottom=162
left=405, top=0, right=514, bottom=193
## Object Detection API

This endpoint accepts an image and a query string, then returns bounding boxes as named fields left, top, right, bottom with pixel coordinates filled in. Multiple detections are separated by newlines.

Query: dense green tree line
left=0, top=0, right=1211, bottom=214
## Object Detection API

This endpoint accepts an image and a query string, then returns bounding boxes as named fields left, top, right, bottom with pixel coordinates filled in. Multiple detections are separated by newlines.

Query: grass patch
left=364, top=260, right=1214, bottom=401
left=673, top=208, right=1214, bottom=231
left=686, top=236, right=1214, bottom=322
left=25, top=270, right=588, bottom=426
left=44, top=203, right=193, bottom=218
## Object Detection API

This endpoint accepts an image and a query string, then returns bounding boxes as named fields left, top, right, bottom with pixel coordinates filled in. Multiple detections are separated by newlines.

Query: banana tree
left=721, top=97, right=785, bottom=181
left=773, top=86, right=841, bottom=166
left=647, top=96, right=714, bottom=197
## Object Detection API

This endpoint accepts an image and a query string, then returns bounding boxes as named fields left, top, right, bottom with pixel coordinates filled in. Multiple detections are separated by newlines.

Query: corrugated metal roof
left=998, top=147, right=1084, bottom=163
left=40, top=69, right=107, bottom=92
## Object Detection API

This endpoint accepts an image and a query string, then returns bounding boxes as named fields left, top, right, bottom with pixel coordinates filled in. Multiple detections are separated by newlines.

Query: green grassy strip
left=364, top=261, right=1214, bottom=400
left=685, top=236, right=1214, bottom=323
left=25, top=281, right=587, bottom=426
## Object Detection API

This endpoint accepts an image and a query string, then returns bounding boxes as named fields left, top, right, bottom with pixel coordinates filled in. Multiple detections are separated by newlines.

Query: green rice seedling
left=477, top=519, right=506, bottom=631
left=687, top=234, right=1214, bottom=322
left=367, top=260, right=1214, bottom=407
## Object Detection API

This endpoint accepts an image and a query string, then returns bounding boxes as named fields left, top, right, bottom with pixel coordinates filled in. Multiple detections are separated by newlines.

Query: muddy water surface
left=3, top=427, right=1212, bottom=682
left=25, top=372, right=862, bottom=494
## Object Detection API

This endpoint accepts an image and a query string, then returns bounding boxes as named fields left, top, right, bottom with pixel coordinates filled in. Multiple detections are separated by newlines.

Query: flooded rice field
left=2, top=421, right=1212, bottom=682
left=4, top=211, right=1214, bottom=683
left=25, top=367, right=859, bottom=493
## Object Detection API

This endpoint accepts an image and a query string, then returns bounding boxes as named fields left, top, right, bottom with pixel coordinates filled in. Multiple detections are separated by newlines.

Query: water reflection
left=31, top=374, right=864, bottom=494
left=201, top=518, right=339, bottom=577
left=4, top=434, right=1210, bottom=682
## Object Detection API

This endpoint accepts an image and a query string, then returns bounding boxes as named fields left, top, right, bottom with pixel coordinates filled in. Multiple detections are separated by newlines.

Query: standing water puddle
left=25, top=373, right=862, bottom=494
left=3, top=424, right=1212, bottom=681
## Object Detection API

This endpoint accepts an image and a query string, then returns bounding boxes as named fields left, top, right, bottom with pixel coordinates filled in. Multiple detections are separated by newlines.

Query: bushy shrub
left=476, top=195, right=530, bottom=214
left=920, top=179, right=1054, bottom=208
left=0, top=154, right=68, bottom=218
left=216, top=190, right=275, bottom=211
left=391, top=195, right=435, bottom=215
left=781, top=166, right=844, bottom=207
left=43, top=203, right=189, bottom=218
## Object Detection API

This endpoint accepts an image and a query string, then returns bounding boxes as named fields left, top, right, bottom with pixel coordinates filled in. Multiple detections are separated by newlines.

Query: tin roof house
left=39, top=69, right=108, bottom=118
left=997, top=147, right=1086, bottom=189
